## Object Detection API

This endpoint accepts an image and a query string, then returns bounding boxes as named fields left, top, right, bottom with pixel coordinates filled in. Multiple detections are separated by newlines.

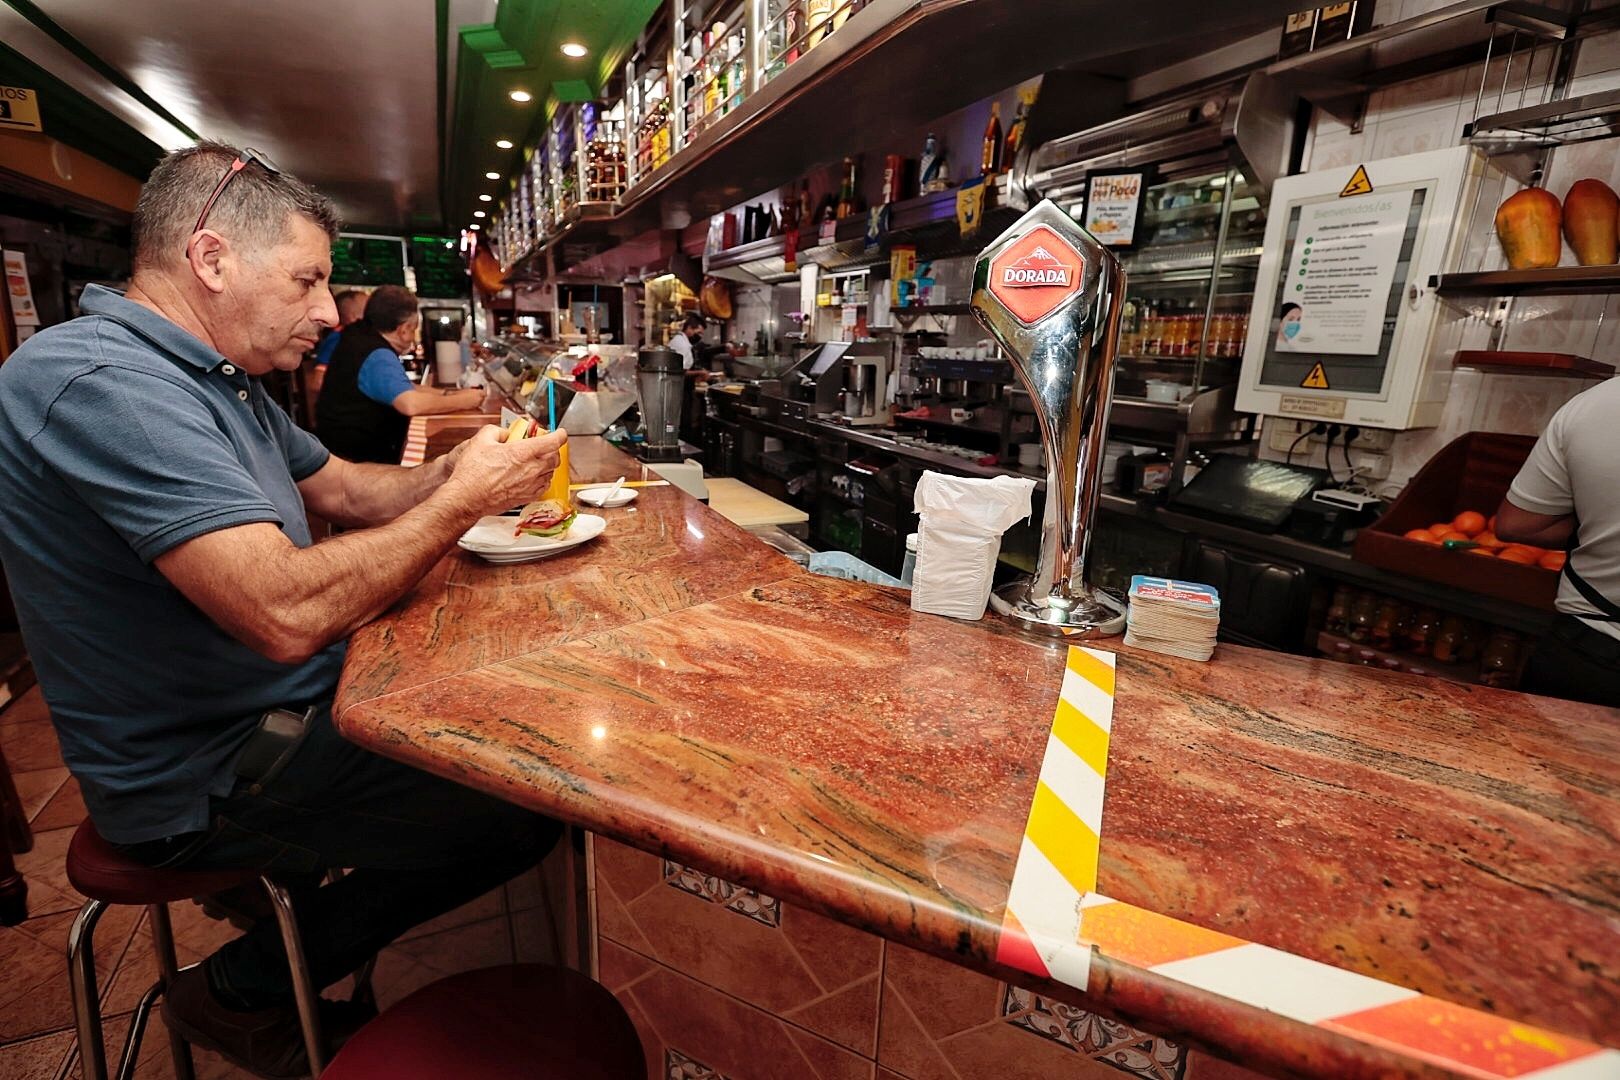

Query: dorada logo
left=1000, top=245, right=1071, bottom=287
left=987, top=224, right=1087, bottom=326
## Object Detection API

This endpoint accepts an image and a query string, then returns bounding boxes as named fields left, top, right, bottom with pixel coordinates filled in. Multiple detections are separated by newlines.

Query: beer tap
left=970, top=199, right=1126, bottom=638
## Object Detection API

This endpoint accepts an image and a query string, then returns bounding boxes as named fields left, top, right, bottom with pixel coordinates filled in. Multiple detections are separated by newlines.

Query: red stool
left=65, top=818, right=331, bottom=1080
left=321, top=964, right=646, bottom=1079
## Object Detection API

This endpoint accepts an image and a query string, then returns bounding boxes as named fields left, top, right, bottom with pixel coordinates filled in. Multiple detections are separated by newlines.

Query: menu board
left=331, top=233, right=407, bottom=287
left=410, top=235, right=468, bottom=299
left=1084, top=170, right=1146, bottom=247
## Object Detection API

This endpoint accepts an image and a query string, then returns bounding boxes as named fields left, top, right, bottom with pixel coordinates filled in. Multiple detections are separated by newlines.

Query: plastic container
left=901, top=533, right=918, bottom=586
left=806, top=551, right=907, bottom=589
left=1353, top=432, right=1556, bottom=611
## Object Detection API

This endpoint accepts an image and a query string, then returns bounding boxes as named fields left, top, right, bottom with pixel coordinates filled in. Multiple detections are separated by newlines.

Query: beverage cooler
left=1014, top=72, right=1296, bottom=493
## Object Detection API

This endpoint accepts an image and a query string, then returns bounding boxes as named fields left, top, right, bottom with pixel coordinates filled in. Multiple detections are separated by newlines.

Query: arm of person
left=36, top=368, right=561, bottom=667
left=1496, top=406, right=1577, bottom=549
left=390, top=385, right=488, bottom=417
left=356, top=347, right=484, bottom=417
left=155, top=426, right=564, bottom=665
left=259, top=376, right=476, bottom=528
left=296, top=452, right=458, bottom=529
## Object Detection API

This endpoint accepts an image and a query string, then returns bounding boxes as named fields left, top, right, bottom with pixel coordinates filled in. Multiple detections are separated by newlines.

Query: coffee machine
left=840, top=353, right=891, bottom=427
left=970, top=199, right=1127, bottom=638
left=636, top=346, right=686, bottom=463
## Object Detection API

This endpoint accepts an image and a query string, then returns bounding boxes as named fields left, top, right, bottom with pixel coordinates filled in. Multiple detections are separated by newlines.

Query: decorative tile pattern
left=1003, top=986, right=1186, bottom=1080
left=663, top=859, right=782, bottom=928
left=667, top=1047, right=734, bottom=1080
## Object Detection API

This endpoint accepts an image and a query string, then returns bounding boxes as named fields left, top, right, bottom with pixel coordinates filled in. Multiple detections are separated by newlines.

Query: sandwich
left=515, top=498, right=577, bottom=539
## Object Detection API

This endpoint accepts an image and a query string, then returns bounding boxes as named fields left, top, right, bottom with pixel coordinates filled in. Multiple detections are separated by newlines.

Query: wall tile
left=623, top=961, right=875, bottom=1080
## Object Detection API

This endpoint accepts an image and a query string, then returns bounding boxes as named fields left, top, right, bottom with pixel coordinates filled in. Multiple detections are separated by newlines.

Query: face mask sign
left=1282, top=320, right=1301, bottom=339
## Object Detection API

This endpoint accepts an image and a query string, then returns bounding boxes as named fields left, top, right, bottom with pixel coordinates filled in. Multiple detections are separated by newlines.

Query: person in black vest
left=316, top=285, right=483, bottom=463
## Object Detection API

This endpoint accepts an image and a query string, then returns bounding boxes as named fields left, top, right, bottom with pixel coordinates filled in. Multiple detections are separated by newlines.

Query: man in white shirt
left=667, top=313, right=705, bottom=371
left=1497, top=377, right=1620, bottom=707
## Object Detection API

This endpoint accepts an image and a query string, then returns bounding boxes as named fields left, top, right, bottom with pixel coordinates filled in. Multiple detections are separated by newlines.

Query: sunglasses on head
left=186, top=147, right=282, bottom=254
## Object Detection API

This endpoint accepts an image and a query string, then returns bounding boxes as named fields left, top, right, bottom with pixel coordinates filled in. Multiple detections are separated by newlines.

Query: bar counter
left=334, top=432, right=1620, bottom=1080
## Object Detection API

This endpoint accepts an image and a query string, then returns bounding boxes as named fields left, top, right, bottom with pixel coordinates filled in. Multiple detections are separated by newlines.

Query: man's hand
left=441, top=425, right=566, bottom=517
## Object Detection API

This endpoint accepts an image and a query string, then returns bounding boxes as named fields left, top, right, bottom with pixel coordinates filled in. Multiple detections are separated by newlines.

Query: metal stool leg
left=67, top=898, right=109, bottom=1080
left=146, top=903, right=197, bottom=1080
left=114, top=980, right=160, bottom=1080
left=262, top=875, right=326, bottom=1077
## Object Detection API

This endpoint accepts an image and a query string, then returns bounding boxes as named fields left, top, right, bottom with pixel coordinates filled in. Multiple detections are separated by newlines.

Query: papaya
left=1563, top=178, right=1619, bottom=265
left=1495, top=187, right=1562, bottom=270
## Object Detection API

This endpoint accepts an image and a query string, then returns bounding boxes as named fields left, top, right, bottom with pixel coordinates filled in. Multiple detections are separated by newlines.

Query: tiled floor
left=0, top=684, right=562, bottom=1080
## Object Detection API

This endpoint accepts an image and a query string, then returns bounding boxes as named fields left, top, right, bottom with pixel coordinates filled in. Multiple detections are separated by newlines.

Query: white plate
left=575, top=485, right=638, bottom=508
left=458, top=513, right=606, bottom=563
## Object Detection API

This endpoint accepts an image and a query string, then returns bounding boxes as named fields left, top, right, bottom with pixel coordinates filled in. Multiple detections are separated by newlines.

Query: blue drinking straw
left=547, top=378, right=557, bottom=432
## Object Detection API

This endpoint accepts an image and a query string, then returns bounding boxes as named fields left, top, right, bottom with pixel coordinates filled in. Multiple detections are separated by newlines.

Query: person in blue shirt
left=310, top=288, right=368, bottom=366
left=0, top=141, right=565, bottom=1077
left=315, top=285, right=485, bottom=464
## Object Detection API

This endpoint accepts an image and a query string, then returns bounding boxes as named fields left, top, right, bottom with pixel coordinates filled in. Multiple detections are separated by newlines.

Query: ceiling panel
left=30, top=0, right=441, bottom=229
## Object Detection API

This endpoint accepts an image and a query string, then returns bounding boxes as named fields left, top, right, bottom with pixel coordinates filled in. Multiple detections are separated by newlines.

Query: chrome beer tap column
left=970, top=199, right=1126, bottom=637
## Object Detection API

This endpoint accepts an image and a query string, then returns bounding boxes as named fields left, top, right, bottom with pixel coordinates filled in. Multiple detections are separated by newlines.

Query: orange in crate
left=1452, top=510, right=1487, bottom=536
left=1539, top=551, right=1567, bottom=571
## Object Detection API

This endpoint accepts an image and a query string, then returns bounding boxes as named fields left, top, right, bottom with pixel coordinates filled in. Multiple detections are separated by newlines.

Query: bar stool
left=64, top=817, right=330, bottom=1080
left=321, top=964, right=646, bottom=1079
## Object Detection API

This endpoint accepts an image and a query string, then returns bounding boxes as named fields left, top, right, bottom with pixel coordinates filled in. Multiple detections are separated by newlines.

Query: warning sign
left=1339, top=164, right=1374, bottom=198
left=1300, top=361, right=1331, bottom=389
left=0, top=87, right=42, bottom=133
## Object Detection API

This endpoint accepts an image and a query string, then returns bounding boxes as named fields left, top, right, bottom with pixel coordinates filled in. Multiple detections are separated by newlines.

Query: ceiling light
left=469, top=223, right=481, bottom=230
left=473, top=210, right=486, bottom=218
left=509, top=89, right=532, bottom=103
left=561, top=42, right=588, bottom=58
left=479, top=194, right=493, bottom=202
left=484, top=171, right=500, bottom=180
left=495, top=139, right=514, bottom=149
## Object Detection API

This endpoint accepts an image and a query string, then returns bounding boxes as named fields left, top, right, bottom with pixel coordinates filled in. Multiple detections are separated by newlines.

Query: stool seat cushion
left=321, top=964, right=646, bottom=1080
left=66, top=819, right=259, bottom=905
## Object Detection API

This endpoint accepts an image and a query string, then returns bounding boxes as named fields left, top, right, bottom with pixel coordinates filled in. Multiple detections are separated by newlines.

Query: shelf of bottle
left=1431, top=264, right=1620, bottom=297
left=1119, top=352, right=1243, bottom=364
left=1315, top=631, right=1488, bottom=687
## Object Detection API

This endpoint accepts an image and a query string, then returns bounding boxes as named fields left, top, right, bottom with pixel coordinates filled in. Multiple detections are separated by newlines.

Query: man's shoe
left=161, top=965, right=376, bottom=1079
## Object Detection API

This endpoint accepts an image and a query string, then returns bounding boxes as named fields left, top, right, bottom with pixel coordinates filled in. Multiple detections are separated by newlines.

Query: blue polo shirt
left=0, top=285, right=346, bottom=844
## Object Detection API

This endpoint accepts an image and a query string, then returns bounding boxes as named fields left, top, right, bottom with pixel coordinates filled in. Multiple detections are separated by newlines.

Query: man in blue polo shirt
left=0, top=142, right=565, bottom=1077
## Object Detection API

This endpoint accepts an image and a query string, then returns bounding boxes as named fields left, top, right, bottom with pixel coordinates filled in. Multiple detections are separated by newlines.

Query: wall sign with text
left=1083, top=170, right=1147, bottom=247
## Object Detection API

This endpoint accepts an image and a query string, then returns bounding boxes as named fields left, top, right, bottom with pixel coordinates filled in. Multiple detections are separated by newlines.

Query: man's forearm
left=329, top=456, right=454, bottom=527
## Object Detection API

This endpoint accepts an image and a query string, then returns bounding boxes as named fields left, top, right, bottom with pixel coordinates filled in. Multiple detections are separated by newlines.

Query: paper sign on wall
left=5, top=250, right=40, bottom=327
left=1084, top=171, right=1146, bottom=246
left=1274, top=187, right=1412, bottom=357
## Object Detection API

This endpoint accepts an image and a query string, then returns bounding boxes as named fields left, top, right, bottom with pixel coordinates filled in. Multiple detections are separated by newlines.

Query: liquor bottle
left=1003, top=94, right=1030, bottom=169
left=918, top=133, right=941, bottom=191
left=806, top=0, right=833, bottom=49
left=835, top=157, right=857, bottom=219
left=981, top=102, right=1003, bottom=176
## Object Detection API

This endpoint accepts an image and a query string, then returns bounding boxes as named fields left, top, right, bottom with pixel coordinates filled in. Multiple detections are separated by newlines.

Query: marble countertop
left=335, top=436, right=1620, bottom=1079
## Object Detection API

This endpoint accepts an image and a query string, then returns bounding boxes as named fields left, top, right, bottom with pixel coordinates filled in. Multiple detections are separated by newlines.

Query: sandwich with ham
left=514, top=498, right=577, bottom=539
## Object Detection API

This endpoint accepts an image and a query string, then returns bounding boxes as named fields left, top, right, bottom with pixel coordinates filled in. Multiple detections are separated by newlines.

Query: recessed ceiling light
left=479, top=194, right=493, bottom=202
left=484, top=171, right=500, bottom=180
left=495, top=139, right=514, bottom=149
left=473, top=210, right=487, bottom=218
left=469, top=223, right=481, bottom=230
left=509, top=89, right=532, bottom=103
left=561, top=42, right=588, bottom=58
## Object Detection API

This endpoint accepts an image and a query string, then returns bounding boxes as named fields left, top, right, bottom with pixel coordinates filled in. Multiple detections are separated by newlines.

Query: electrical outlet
left=1309, top=426, right=1394, bottom=451
left=1346, top=449, right=1391, bottom=480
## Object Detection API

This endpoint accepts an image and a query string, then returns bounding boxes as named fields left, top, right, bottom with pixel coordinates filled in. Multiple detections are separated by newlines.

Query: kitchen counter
left=335, top=435, right=1619, bottom=1080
